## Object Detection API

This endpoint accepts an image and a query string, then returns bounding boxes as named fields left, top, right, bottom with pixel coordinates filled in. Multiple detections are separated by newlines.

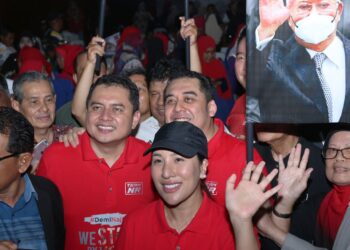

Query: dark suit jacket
left=249, top=33, right=350, bottom=123
left=29, top=175, right=65, bottom=250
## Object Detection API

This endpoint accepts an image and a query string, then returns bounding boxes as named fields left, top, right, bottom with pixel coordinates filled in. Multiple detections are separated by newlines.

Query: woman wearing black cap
left=117, top=121, right=236, bottom=249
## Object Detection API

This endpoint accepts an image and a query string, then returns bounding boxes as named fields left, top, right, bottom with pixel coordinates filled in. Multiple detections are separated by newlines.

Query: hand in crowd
left=0, top=241, right=17, bottom=250
left=87, top=36, right=106, bottom=65
left=225, top=161, right=282, bottom=223
left=277, top=143, right=313, bottom=207
left=59, top=127, right=85, bottom=148
left=258, top=0, right=292, bottom=40
left=179, top=17, right=198, bottom=46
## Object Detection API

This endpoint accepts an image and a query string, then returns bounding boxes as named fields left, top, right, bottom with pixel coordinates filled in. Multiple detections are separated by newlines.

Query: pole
left=95, top=0, right=106, bottom=75
left=184, top=0, right=190, bottom=69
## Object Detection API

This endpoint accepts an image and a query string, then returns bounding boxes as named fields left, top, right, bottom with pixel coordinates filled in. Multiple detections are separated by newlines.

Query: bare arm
left=71, top=36, right=105, bottom=126
left=226, top=161, right=282, bottom=250
left=179, top=17, right=201, bottom=73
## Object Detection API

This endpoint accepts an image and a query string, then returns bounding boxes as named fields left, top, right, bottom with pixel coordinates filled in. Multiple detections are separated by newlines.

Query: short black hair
left=120, top=67, right=146, bottom=79
left=86, top=74, right=139, bottom=113
left=166, top=69, right=214, bottom=103
left=149, top=58, right=185, bottom=87
left=323, top=126, right=350, bottom=154
left=0, top=107, right=34, bottom=154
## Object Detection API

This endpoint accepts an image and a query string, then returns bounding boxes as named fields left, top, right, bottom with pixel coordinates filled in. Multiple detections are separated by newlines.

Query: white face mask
left=294, top=12, right=337, bottom=45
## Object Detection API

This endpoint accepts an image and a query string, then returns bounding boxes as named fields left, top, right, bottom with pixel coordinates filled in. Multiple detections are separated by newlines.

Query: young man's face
left=129, top=74, right=150, bottom=118
left=164, top=77, right=216, bottom=136
left=12, top=80, right=56, bottom=131
left=86, top=85, right=140, bottom=146
left=149, top=80, right=167, bottom=125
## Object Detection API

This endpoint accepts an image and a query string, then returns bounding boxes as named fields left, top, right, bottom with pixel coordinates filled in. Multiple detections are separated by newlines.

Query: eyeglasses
left=0, top=153, right=18, bottom=162
left=322, top=147, right=350, bottom=159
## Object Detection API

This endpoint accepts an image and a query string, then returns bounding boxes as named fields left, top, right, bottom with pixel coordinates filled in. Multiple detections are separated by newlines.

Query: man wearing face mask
left=250, top=0, right=350, bottom=123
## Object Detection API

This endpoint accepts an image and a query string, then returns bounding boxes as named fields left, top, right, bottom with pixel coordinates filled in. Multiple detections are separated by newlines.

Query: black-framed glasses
left=322, top=147, right=350, bottom=159
left=0, top=153, right=18, bottom=162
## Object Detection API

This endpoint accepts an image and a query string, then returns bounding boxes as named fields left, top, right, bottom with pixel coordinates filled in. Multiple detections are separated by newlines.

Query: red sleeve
left=116, top=216, right=131, bottom=250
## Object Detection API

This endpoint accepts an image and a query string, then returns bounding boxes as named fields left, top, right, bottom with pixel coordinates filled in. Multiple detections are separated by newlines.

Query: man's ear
left=208, top=100, right=217, bottom=118
left=131, top=110, right=141, bottom=130
left=200, top=158, right=208, bottom=179
left=11, top=98, right=20, bottom=112
left=73, top=73, right=78, bottom=84
left=17, top=153, right=33, bottom=174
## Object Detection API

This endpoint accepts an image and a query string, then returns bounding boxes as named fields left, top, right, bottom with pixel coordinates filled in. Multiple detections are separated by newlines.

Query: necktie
left=314, top=53, right=332, bottom=122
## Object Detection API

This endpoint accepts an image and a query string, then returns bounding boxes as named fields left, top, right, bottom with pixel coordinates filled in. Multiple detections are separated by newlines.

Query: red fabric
left=317, top=185, right=350, bottom=244
left=18, top=47, right=52, bottom=75
left=117, top=192, right=236, bottom=250
left=226, top=94, right=246, bottom=137
left=117, top=26, right=143, bottom=50
left=55, top=44, right=84, bottom=82
left=206, top=118, right=263, bottom=206
left=37, top=132, right=156, bottom=249
left=197, top=35, right=233, bottom=100
left=194, top=15, right=205, bottom=30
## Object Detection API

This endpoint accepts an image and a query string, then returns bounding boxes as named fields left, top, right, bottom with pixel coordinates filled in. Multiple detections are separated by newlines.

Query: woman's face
left=325, top=131, right=350, bottom=186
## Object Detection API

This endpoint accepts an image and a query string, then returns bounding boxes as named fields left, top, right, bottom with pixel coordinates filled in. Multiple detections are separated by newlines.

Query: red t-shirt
left=37, top=132, right=156, bottom=250
left=206, top=119, right=263, bottom=206
left=117, top=192, right=235, bottom=250
left=226, top=94, right=246, bottom=137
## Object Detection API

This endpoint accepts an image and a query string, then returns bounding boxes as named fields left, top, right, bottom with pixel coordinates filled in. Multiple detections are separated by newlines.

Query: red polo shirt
left=37, top=132, right=156, bottom=250
left=117, top=192, right=235, bottom=250
left=206, top=119, right=263, bottom=206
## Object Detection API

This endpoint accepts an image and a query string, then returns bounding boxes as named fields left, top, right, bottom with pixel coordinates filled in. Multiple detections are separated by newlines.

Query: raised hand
left=179, top=17, right=198, bottom=46
left=277, top=143, right=313, bottom=205
left=226, top=161, right=282, bottom=222
left=87, top=36, right=106, bottom=64
left=258, top=0, right=292, bottom=40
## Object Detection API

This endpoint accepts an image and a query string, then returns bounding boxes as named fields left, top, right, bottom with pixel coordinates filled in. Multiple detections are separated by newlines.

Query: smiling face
left=86, top=85, right=140, bottom=146
left=12, top=80, right=56, bottom=130
left=325, top=131, right=350, bottom=186
left=151, top=150, right=207, bottom=207
left=164, top=78, right=216, bottom=136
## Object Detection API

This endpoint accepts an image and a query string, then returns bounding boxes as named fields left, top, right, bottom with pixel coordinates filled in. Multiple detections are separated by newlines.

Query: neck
left=164, top=187, right=203, bottom=233
left=295, top=33, right=336, bottom=52
left=270, top=135, right=299, bottom=161
left=140, top=111, right=151, bottom=123
left=0, top=176, right=25, bottom=207
left=34, top=127, right=53, bottom=144
left=90, top=138, right=126, bottom=167
left=204, top=119, right=218, bottom=141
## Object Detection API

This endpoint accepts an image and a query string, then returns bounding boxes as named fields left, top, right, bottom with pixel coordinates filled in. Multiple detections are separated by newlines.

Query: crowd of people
left=0, top=0, right=350, bottom=250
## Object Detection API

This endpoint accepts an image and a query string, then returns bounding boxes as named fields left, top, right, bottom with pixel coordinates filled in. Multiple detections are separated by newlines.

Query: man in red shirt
left=164, top=69, right=262, bottom=206
left=37, top=75, right=156, bottom=249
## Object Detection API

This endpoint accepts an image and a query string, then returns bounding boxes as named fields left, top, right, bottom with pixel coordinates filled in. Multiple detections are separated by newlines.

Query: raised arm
left=71, top=36, right=105, bottom=126
left=179, top=17, right=201, bottom=73
left=226, top=161, right=282, bottom=250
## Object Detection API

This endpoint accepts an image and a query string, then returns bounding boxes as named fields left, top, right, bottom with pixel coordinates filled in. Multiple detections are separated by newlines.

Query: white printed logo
left=84, top=213, right=126, bottom=227
left=125, top=182, right=143, bottom=195
left=206, top=181, right=218, bottom=196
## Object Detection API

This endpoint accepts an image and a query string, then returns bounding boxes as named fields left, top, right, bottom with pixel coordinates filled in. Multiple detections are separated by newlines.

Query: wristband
left=272, top=207, right=292, bottom=219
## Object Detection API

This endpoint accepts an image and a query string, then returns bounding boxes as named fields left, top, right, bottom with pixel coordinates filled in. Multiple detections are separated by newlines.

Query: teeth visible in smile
left=175, top=118, right=190, bottom=122
left=164, top=183, right=180, bottom=189
left=97, top=125, right=114, bottom=130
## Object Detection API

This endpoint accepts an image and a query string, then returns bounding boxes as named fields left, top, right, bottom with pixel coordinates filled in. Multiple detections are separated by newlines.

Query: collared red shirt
left=206, top=118, right=263, bottom=206
left=117, top=192, right=235, bottom=250
left=37, top=132, right=156, bottom=250
left=0, top=174, right=48, bottom=250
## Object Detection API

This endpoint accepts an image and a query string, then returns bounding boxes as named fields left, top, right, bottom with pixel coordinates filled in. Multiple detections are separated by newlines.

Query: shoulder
left=124, top=200, right=158, bottom=224
left=29, top=174, right=61, bottom=195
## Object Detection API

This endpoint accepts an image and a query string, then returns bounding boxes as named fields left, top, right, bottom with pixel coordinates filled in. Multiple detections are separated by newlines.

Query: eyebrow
left=165, top=91, right=198, bottom=100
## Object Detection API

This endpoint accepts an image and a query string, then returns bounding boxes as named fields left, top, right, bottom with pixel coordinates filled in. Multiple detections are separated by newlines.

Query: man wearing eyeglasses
left=249, top=0, right=350, bottom=123
left=0, top=107, right=65, bottom=250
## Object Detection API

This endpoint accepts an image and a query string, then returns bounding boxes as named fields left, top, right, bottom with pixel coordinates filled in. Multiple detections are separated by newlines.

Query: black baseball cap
left=144, top=121, right=208, bottom=158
